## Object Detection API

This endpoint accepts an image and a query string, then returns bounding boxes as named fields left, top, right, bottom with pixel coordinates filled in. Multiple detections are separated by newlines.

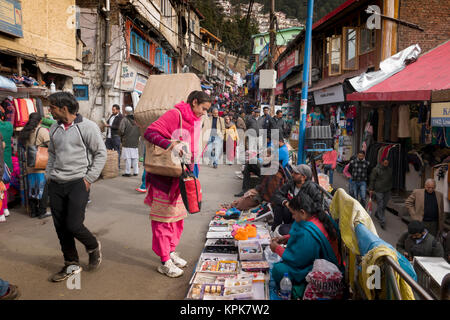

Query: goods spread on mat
left=186, top=206, right=274, bottom=300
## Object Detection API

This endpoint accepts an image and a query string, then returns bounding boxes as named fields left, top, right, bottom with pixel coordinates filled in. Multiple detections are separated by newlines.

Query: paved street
left=0, top=164, right=408, bottom=299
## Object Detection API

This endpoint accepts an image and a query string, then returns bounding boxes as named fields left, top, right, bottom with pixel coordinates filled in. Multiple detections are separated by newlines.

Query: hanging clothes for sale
left=377, top=108, right=385, bottom=143
left=13, top=98, right=37, bottom=127
left=390, top=105, right=399, bottom=142
left=366, top=142, right=403, bottom=190
left=33, top=98, right=45, bottom=117
left=384, top=107, right=391, bottom=142
left=398, top=105, right=411, bottom=138
left=1, top=97, right=15, bottom=124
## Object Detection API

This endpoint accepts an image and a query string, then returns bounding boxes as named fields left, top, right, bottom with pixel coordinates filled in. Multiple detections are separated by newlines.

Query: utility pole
left=297, top=0, right=314, bottom=164
left=268, top=0, right=276, bottom=116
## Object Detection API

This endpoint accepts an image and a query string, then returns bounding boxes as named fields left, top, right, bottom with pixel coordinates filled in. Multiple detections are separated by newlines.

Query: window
left=130, top=30, right=151, bottom=65
left=323, top=37, right=330, bottom=70
left=329, top=35, right=342, bottom=76
left=131, top=32, right=138, bottom=55
left=343, top=27, right=359, bottom=70
left=161, top=0, right=172, bottom=28
left=73, top=85, right=89, bottom=101
left=360, top=27, right=376, bottom=54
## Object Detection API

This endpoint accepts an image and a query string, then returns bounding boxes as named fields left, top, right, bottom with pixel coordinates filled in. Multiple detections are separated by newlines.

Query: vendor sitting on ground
left=235, top=136, right=289, bottom=197
left=396, top=221, right=444, bottom=261
left=270, top=164, right=325, bottom=234
left=270, top=192, right=342, bottom=298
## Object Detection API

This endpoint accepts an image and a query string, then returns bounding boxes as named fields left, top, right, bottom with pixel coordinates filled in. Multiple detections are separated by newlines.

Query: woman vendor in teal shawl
left=270, top=191, right=342, bottom=297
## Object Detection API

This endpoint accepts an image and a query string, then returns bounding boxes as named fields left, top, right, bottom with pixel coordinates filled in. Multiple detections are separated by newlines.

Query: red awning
left=347, top=41, right=450, bottom=101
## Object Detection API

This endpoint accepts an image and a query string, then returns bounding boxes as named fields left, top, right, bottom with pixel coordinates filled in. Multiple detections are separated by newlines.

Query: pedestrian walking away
left=119, top=106, right=140, bottom=177
left=46, top=92, right=107, bottom=282
left=369, top=157, right=393, bottom=229
left=144, top=90, right=211, bottom=278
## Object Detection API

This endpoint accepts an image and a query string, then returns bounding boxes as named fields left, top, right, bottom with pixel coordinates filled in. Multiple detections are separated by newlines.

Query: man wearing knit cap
left=270, top=164, right=323, bottom=233
left=396, top=220, right=444, bottom=261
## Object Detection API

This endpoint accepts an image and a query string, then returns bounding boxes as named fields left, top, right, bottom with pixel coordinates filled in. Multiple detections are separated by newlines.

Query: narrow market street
left=0, top=163, right=407, bottom=300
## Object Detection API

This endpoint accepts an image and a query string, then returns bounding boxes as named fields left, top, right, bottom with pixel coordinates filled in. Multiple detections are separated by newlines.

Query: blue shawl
left=272, top=220, right=339, bottom=285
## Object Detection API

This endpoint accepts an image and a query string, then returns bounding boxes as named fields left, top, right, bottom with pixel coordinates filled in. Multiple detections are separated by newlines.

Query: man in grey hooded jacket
left=46, top=92, right=107, bottom=282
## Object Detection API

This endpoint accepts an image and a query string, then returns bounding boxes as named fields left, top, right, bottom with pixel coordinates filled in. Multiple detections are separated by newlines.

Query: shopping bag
left=179, top=162, right=202, bottom=214
left=366, top=195, right=373, bottom=216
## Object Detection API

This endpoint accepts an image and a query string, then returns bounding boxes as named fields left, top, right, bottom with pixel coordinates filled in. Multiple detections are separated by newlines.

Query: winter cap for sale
left=292, top=164, right=312, bottom=180
left=125, top=106, right=133, bottom=113
left=408, top=220, right=425, bottom=234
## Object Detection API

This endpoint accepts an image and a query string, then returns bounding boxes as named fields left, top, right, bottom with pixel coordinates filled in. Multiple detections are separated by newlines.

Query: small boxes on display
left=238, top=240, right=263, bottom=261
left=240, top=261, right=270, bottom=273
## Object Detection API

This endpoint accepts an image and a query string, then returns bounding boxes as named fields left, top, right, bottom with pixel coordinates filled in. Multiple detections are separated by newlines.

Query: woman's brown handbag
left=26, top=127, right=49, bottom=170
left=144, top=109, right=187, bottom=177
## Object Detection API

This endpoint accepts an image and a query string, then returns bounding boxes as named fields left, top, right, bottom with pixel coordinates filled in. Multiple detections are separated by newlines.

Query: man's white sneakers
left=4, top=209, right=10, bottom=217
left=0, top=215, right=6, bottom=223
left=157, top=259, right=184, bottom=278
left=170, top=252, right=187, bottom=268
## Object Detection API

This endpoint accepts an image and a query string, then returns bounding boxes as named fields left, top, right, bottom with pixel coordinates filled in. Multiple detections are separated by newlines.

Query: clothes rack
left=367, top=141, right=402, bottom=194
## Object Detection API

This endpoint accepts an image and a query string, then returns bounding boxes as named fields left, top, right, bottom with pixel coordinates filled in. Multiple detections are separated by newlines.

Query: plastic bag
left=303, top=259, right=343, bottom=300
left=264, top=245, right=281, bottom=268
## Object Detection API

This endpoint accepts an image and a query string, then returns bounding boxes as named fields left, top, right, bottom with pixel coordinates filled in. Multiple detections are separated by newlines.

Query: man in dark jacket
left=105, top=104, right=123, bottom=168
left=270, top=164, right=325, bottom=233
left=348, top=150, right=370, bottom=208
left=119, top=106, right=141, bottom=177
left=396, top=221, right=444, bottom=261
left=271, top=110, right=288, bottom=140
left=369, top=158, right=393, bottom=229
left=246, top=109, right=260, bottom=135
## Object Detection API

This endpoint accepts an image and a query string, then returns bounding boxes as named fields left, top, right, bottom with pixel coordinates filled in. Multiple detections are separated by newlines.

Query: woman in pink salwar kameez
left=144, top=91, right=211, bottom=278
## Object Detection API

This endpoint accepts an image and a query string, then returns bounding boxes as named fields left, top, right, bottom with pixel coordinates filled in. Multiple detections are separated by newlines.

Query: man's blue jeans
left=348, top=179, right=355, bottom=198
left=353, top=181, right=367, bottom=207
left=323, top=164, right=334, bottom=185
left=206, top=135, right=223, bottom=166
left=0, top=278, right=9, bottom=296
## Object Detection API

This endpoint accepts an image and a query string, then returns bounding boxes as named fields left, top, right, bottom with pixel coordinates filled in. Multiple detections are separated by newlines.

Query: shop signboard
left=114, top=62, right=137, bottom=92
left=278, top=50, right=298, bottom=80
left=0, top=0, right=23, bottom=38
left=274, top=82, right=284, bottom=96
left=134, top=73, right=148, bottom=95
left=313, top=84, right=345, bottom=105
left=431, top=102, right=450, bottom=127
left=286, top=71, right=302, bottom=89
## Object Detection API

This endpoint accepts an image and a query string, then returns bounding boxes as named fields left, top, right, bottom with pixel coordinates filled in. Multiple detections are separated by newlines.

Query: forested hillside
left=193, top=0, right=347, bottom=56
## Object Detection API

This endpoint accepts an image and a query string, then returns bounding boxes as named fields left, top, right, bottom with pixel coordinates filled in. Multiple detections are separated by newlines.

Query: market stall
left=186, top=209, right=273, bottom=300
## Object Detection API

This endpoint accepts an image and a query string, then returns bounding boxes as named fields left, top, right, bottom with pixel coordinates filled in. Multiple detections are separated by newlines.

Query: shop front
left=346, top=40, right=450, bottom=204
left=309, top=84, right=358, bottom=163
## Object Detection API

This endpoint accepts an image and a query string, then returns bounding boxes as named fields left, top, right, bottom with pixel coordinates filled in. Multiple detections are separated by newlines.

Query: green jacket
left=0, top=121, right=13, bottom=171
left=369, top=164, right=393, bottom=193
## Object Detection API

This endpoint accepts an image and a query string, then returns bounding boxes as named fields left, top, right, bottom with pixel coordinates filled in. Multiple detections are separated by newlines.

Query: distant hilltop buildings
left=215, top=0, right=304, bottom=33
